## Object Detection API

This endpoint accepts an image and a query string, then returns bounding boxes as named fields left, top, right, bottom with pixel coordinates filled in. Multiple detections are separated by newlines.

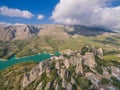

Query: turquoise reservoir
left=0, top=52, right=60, bottom=70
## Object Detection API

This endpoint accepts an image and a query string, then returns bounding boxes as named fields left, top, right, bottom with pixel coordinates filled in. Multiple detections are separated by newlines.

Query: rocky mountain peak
left=21, top=46, right=120, bottom=90
left=0, top=25, right=40, bottom=41
left=0, top=24, right=115, bottom=41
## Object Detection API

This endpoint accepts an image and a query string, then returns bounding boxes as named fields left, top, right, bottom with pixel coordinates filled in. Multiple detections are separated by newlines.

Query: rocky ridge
left=22, top=46, right=120, bottom=90
left=0, top=24, right=114, bottom=41
left=0, top=25, right=39, bottom=41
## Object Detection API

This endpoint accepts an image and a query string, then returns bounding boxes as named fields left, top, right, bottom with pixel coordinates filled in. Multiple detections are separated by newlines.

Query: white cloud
left=0, top=22, right=12, bottom=25
left=37, top=14, right=44, bottom=20
left=0, top=22, right=26, bottom=26
left=15, top=23, right=24, bottom=25
left=51, top=0, right=120, bottom=30
left=0, top=6, right=34, bottom=19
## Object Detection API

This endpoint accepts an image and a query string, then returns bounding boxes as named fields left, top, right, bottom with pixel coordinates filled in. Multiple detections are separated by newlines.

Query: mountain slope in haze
left=0, top=24, right=115, bottom=41
left=68, top=25, right=114, bottom=36
left=0, top=24, right=120, bottom=59
left=0, top=25, right=39, bottom=41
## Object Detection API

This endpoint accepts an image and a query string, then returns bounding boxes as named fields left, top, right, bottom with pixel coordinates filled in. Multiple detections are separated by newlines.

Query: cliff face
left=0, top=25, right=39, bottom=41
left=22, top=52, right=96, bottom=90
left=22, top=47, right=120, bottom=90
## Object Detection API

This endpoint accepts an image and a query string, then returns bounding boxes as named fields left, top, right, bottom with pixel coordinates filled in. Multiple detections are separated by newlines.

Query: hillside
left=0, top=62, right=38, bottom=90
left=0, top=46, right=120, bottom=90
left=0, top=24, right=114, bottom=41
left=0, top=24, right=120, bottom=89
left=0, top=24, right=120, bottom=59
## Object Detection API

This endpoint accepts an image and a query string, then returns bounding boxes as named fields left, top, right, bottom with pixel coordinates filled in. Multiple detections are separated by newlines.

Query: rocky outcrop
left=111, top=66, right=120, bottom=80
left=0, top=25, right=39, bottom=41
left=22, top=48, right=120, bottom=90
left=22, top=50, right=96, bottom=89
left=22, top=65, right=40, bottom=87
left=83, top=52, right=96, bottom=68
left=97, top=48, right=103, bottom=59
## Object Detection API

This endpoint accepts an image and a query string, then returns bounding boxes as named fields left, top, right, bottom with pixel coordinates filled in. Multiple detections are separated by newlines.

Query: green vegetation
left=111, top=77, right=120, bottom=89
left=75, top=75, right=92, bottom=90
left=111, top=60, right=120, bottom=67
left=95, top=57, right=105, bottom=74
left=95, top=65, right=103, bottom=75
left=69, top=65, right=76, bottom=75
left=0, top=28, right=120, bottom=89
left=63, top=54, right=71, bottom=59
left=0, top=62, right=37, bottom=90
left=100, top=78, right=110, bottom=84
left=104, top=55, right=120, bottom=62
left=40, top=73, right=51, bottom=90
left=72, top=84, right=77, bottom=90
left=83, top=65, right=91, bottom=73
left=0, top=31, right=120, bottom=60
left=95, top=56, right=107, bottom=66
left=107, top=68, right=112, bottom=74
left=27, top=72, right=51, bottom=90
left=81, top=45, right=92, bottom=55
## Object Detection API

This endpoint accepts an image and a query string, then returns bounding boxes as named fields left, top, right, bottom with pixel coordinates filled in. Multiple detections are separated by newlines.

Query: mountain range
left=0, top=24, right=120, bottom=90
left=0, top=24, right=114, bottom=41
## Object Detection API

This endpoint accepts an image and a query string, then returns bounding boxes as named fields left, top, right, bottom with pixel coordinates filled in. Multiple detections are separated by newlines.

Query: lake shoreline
left=0, top=52, right=61, bottom=61
left=0, top=59, right=7, bottom=61
left=0, top=52, right=61, bottom=70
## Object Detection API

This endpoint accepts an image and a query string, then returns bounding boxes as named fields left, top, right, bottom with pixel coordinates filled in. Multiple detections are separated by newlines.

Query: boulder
left=111, top=66, right=120, bottom=80
left=75, top=57, right=83, bottom=74
left=64, top=59, right=70, bottom=69
left=97, top=48, right=103, bottom=59
left=83, top=52, right=96, bottom=68
left=55, top=61, right=60, bottom=70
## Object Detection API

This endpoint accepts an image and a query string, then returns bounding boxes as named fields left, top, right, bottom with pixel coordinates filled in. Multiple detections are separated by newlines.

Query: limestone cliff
left=22, top=46, right=120, bottom=90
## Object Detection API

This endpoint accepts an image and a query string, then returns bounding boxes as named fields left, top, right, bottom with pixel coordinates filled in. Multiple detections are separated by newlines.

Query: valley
left=0, top=24, right=120, bottom=90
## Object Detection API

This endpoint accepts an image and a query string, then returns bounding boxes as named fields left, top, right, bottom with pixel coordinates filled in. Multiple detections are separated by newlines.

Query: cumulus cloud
left=51, top=0, right=120, bottom=30
left=37, top=14, right=44, bottom=20
left=0, top=6, right=34, bottom=19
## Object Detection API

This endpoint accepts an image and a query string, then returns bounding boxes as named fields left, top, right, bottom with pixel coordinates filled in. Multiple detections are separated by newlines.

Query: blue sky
left=111, top=0, right=120, bottom=7
left=0, top=0, right=59, bottom=24
left=0, top=0, right=120, bottom=28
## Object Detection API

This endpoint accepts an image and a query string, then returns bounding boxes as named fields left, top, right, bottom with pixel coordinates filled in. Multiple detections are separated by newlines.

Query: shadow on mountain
left=93, top=37, right=120, bottom=46
left=68, top=25, right=115, bottom=36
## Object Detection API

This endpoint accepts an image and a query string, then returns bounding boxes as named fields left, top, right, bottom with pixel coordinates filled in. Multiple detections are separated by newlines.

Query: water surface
left=0, top=52, right=60, bottom=70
